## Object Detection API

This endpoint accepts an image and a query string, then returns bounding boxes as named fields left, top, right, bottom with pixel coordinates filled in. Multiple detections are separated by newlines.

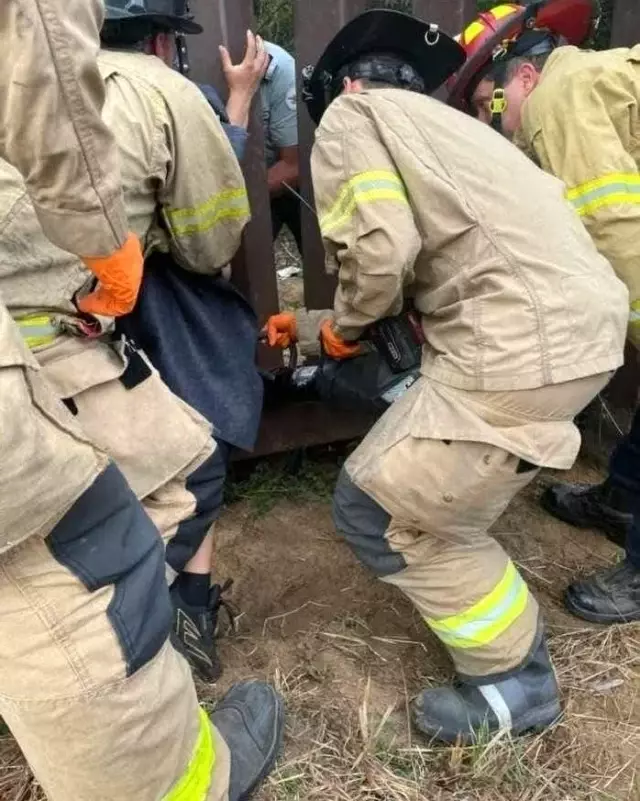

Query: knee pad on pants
left=48, top=462, right=172, bottom=676
left=333, top=468, right=407, bottom=578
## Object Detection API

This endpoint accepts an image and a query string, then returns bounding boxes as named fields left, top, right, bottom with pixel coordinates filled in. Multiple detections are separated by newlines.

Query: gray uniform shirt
left=261, top=42, right=298, bottom=167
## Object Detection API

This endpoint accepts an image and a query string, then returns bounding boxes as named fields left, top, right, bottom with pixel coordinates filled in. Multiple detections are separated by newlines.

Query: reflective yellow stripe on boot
left=163, top=708, right=216, bottom=801
left=426, top=561, right=529, bottom=650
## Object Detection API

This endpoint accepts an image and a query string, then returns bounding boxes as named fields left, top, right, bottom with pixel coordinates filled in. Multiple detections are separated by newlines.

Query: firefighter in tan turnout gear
left=98, top=0, right=269, bottom=685
left=449, top=0, right=640, bottom=627
left=267, top=8, right=629, bottom=743
left=0, top=2, right=283, bottom=800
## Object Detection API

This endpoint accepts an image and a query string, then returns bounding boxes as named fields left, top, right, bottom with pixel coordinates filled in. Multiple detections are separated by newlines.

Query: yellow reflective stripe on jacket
left=425, top=562, right=529, bottom=650
left=320, top=170, right=409, bottom=236
left=163, top=708, right=215, bottom=801
left=167, top=188, right=250, bottom=237
left=15, top=314, right=58, bottom=349
left=630, top=300, right=640, bottom=324
left=566, top=172, right=640, bottom=217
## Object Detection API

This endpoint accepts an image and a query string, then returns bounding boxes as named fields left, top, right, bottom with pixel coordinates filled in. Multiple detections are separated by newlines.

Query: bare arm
left=268, top=146, right=299, bottom=196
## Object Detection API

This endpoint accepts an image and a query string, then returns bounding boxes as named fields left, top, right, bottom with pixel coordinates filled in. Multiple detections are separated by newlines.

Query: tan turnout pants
left=0, top=5, right=223, bottom=794
left=334, top=373, right=610, bottom=680
left=0, top=307, right=229, bottom=800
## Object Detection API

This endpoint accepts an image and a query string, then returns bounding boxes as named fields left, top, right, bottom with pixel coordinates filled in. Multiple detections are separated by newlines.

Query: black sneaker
left=169, top=578, right=236, bottom=683
left=540, top=481, right=633, bottom=548
left=565, top=560, right=640, bottom=624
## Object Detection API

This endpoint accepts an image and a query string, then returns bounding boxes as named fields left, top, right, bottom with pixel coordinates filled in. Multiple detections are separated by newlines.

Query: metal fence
left=187, top=0, right=640, bottom=451
left=188, top=0, right=481, bottom=323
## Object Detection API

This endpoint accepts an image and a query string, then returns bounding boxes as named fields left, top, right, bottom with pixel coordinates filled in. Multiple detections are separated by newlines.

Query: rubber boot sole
left=413, top=699, right=563, bottom=745
left=564, top=589, right=640, bottom=625
left=238, top=690, right=285, bottom=801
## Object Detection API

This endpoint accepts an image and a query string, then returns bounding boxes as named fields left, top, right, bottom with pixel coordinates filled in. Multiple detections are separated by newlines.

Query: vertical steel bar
left=411, top=0, right=476, bottom=35
left=187, top=0, right=280, bottom=325
left=610, top=0, right=640, bottom=47
left=294, top=0, right=369, bottom=311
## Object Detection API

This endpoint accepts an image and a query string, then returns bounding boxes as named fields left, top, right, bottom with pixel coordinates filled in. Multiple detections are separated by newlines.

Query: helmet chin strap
left=490, top=86, right=507, bottom=133
left=488, top=2, right=543, bottom=136
left=175, top=32, right=190, bottom=76
left=489, top=56, right=509, bottom=135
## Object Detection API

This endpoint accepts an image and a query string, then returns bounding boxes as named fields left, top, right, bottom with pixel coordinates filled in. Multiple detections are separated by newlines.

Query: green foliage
left=367, top=0, right=413, bottom=12
left=254, top=0, right=295, bottom=53
left=592, top=0, right=614, bottom=50
left=226, top=458, right=340, bottom=516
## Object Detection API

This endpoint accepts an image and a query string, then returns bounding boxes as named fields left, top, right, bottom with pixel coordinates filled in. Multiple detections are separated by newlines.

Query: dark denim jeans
left=609, top=406, right=640, bottom=567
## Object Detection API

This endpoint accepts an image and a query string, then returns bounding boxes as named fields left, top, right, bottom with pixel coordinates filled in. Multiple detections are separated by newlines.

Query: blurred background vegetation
left=254, top=0, right=614, bottom=55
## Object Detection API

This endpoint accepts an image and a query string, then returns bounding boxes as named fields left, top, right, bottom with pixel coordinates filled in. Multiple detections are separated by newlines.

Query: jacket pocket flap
left=39, top=339, right=127, bottom=399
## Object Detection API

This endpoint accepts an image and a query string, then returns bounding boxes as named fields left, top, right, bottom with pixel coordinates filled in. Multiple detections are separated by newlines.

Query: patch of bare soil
left=208, top=458, right=639, bottom=801
left=1, top=459, right=637, bottom=800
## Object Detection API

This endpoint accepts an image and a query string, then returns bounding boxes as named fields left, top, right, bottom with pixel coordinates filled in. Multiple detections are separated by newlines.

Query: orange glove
left=264, top=312, right=298, bottom=348
left=78, top=233, right=144, bottom=318
left=320, top=319, right=361, bottom=360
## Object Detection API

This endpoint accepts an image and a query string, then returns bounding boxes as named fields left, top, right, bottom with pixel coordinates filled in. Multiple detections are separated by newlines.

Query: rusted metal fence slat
left=611, top=0, right=640, bottom=47
left=411, top=0, right=476, bottom=35
left=188, top=0, right=280, bottom=326
left=294, top=0, right=370, bottom=311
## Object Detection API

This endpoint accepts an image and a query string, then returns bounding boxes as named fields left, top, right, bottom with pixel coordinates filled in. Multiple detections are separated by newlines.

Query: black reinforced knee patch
left=47, top=463, right=172, bottom=677
left=333, top=468, right=407, bottom=577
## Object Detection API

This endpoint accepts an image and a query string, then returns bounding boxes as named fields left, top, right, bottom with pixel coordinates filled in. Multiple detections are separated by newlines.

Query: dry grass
left=1, top=625, right=637, bottom=801
left=249, top=624, right=639, bottom=801
left=1, top=461, right=638, bottom=801
left=0, top=739, right=45, bottom=801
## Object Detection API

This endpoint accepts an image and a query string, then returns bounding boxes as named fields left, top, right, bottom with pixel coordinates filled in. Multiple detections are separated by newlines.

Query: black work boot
left=169, top=579, right=236, bottom=683
left=565, top=560, right=640, bottom=624
left=540, top=481, right=633, bottom=547
left=412, top=637, right=561, bottom=744
left=212, top=681, right=285, bottom=801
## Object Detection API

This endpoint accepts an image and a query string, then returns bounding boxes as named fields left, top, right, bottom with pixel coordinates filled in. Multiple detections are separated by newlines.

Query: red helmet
left=446, top=0, right=599, bottom=112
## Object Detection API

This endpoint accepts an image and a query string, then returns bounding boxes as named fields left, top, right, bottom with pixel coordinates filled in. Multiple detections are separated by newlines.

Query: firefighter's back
left=328, top=89, right=629, bottom=391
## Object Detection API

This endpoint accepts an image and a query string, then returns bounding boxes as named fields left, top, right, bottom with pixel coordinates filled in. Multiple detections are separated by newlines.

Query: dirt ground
left=206, top=456, right=638, bottom=801
left=0, top=461, right=638, bottom=801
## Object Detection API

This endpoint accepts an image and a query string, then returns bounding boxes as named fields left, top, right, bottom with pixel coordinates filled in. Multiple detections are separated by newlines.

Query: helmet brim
left=104, top=9, right=202, bottom=35
left=303, top=9, right=466, bottom=125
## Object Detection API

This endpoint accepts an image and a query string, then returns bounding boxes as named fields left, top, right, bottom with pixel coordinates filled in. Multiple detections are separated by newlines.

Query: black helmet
left=302, top=9, right=466, bottom=125
left=103, top=0, right=202, bottom=35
